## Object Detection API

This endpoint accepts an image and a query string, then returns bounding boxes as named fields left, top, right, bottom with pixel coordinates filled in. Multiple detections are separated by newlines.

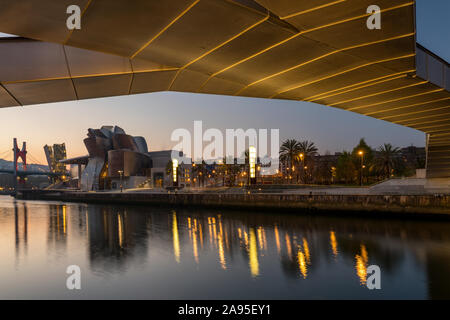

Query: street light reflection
left=355, top=245, right=369, bottom=285
left=330, top=231, right=338, bottom=257
left=249, top=228, right=259, bottom=277
left=172, top=212, right=180, bottom=263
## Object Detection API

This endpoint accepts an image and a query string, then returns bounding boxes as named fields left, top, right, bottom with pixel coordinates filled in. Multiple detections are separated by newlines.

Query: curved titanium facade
left=81, top=126, right=152, bottom=190
left=108, top=150, right=152, bottom=178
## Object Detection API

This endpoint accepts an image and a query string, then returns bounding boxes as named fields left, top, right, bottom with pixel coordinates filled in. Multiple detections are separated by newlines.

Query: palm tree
left=279, top=139, right=301, bottom=166
left=279, top=139, right=300, bottom=183
left=376, top=143, right=401, bottom=179
left=298, top=140, right=318, bottom=157
left=191, top=161, right=207, bottom=187
left=297, top=140, right=318, bottom=183
left=352, top=138, right=375, bottom=184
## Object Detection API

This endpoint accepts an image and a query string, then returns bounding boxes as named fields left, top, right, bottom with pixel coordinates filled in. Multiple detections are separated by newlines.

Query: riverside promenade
left=14, top=188, right=450, bottom=218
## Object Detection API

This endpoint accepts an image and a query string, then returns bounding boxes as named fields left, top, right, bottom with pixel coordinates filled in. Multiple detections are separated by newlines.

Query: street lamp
left=249, top=146, right=257, bottom=185
left=118, top=170, right=124, bottom=192
left=331, top=166, right=336, bottom=184
left=299, top=153, right=304, bottom=184
left=172, top=159, right=179, bottom=187
left=358, top=150, right=364, bottom=186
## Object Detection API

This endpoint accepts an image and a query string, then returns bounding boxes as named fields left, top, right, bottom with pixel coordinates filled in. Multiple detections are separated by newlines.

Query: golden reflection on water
left=297, top=249, right=307, bottom=279
left=355, top=245, right=369, bottom=285
left=199, top=222, right=203, bottom=249
left=172, top=212, right=180, bottom=263
left=330, top=231, right=338, bottom=257
left=262, top=227, right=267, bottom=251
left=218, top=232, right=227, bottom=270
left=192, top=218, right=199, bottom=264
left=218, top=216, right=227, bottom=269
left=303, top=238, right=311, bottom=265
left=62, top=205, right=67, bottom=235
left=219, top=218, right=224, bottom=238
left=249, top=228, right=259, bottom=277
left=166, top=217, right=378, bottom=280
left=225, top=226, right=229, bottom=250
left=4, top=200, right=395, bottom=289
left=187, top=217, right=192, bottom=240
left=3, top=197, right=450, bottom=300
left=285, top=233, right=292, bottom=260
left=212, top=218, right=218, bottom=247
left=257, top=227, right=264, bottom=250
left=7, top=197, right=450, bottom=301
left=12, top=201, right=375, bottom=284
left=48, top=205, right=68, bottom=243
left=118, top=213, right=123, bottom=248
left=208, top=217, right=213, bottom=247
left=274, top=226, right=281, bottom=254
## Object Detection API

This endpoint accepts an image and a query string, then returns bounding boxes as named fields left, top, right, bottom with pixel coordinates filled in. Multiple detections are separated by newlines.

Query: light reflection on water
left=0, top=195, right=449, bottom=299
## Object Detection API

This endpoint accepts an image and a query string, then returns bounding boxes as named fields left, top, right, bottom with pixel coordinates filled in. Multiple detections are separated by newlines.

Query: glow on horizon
left=0, top=92, right=426, bottom=165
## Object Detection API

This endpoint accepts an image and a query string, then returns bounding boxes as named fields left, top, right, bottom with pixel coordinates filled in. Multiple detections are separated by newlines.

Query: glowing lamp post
left=118, top=170, right=124, bottom=192
left=299, top=153, right=304, bottom=184
left=249, top=146, right=257, bottom=185
left=172, top=159, right=179, bottom=187
left=358, top=150, right=364, bottom=186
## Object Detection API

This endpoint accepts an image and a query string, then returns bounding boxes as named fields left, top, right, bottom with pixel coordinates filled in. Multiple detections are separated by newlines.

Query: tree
left=313, top=156, right=334, bottom=184
left=191, top=161, right=207, bottom=187
left=352, top=138, right=374, bottom=162
left=279, top=139, right=300, bottom=183
left=298, top=140, right=318, bottom=157
left=352, top=138, right=375, bottom=184
left=279, top=139, right=300, bottom=167
left=297, top=140, right=318, bottom=183
left=336, top=151, right=357, bottom=184
left=375, top=143, right=401, bottom=179
left=217, top=156, right=240, bottom=187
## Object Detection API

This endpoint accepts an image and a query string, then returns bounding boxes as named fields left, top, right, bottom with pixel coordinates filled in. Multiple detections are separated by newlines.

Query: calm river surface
left=0, top=195, right=449, bottom=299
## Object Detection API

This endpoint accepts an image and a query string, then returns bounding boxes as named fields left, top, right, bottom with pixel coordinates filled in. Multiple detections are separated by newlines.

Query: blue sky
left=0, top=0, right=449, bottom=163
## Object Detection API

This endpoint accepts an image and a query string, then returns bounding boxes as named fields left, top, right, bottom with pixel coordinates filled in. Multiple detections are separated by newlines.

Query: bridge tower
left=13, top=138, right=27, bottom=188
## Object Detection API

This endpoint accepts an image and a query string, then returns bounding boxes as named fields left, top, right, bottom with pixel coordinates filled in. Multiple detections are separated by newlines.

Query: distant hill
left=0, top=158, right=49, bottom=172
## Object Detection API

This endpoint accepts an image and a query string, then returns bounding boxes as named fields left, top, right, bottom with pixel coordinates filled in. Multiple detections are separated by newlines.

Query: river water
left=0, top=195, right=449, bottom=299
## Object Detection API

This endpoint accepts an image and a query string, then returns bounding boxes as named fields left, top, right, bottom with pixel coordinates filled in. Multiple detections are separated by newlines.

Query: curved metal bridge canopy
left=0, top=0, right=449, bottom=177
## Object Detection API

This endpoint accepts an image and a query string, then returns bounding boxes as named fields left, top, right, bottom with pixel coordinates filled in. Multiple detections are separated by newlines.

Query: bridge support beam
left=423, top=134, right=450, bottom=193
left=13, top=138, right=27, bottom=190
left=426, top=134, right=450, bottom=179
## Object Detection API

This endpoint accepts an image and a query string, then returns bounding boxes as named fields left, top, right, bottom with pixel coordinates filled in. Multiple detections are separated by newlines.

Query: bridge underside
left=0, top=0, right=449, bottom=177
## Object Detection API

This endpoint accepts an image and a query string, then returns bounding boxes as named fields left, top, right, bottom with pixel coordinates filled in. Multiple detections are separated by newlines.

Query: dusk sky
left=0, top=0, right=449, bottom=164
